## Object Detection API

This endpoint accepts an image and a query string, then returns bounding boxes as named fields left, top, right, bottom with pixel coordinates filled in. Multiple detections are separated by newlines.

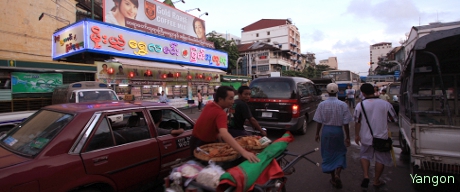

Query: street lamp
left=185, top=8, right=200, bottom=12
left=172, top=0, right=185, bottom=4
left=38, top=12, right=70, bottom=25
left=199, top=12, right=209, bottom=18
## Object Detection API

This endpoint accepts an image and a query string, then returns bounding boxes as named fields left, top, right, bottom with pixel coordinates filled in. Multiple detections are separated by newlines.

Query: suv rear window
left=250, top=81, right=292, bottom=99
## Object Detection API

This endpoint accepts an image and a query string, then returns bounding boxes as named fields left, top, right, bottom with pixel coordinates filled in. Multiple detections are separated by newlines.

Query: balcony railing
left=76, top=0, right=103, bottom=17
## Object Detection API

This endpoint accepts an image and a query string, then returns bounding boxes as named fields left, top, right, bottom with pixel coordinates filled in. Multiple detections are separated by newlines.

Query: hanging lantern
left=107, top=67, right=115, bottom=75
left=128, top=71, right=135, bottom=78
left=175, top=72, right=181, bottom=78
left=145, top=69, right=152, bottom=76
left=187, top=75, right=192, bottom=80
left=214, top=74, right=219, bottom=79
left=198, top=74, right=203, bottom=79
left=167, top=72, right=174, bottom=78
left=162, top=73, right=167, bottom=79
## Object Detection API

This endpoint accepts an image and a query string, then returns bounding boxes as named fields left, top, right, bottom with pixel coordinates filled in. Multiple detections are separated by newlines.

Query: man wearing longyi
left=191, top=86, right=260, bottom=163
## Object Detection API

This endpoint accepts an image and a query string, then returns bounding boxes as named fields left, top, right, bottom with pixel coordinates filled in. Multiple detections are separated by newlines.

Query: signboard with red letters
left=52, top=19, right=227, bottom=70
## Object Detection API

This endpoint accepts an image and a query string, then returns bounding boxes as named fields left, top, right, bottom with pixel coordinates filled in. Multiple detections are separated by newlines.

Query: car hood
left=0, top=146, right=31, bottom=169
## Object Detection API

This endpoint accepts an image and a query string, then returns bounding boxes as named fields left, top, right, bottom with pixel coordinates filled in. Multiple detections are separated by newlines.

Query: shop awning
left=183, top=65, right=226, bottom=74
left=114, top=57, right=226, bottom=74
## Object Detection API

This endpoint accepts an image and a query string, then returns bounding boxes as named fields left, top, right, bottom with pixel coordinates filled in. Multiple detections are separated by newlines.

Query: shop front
left=51, top=19, right=228, bottom=108
left=94, top=59, right=224, bottom=108
left=0, top=59, right=96, bottom=113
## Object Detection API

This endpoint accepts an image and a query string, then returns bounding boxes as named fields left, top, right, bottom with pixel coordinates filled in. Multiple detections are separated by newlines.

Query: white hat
left=326, top=83, right=338, bottom=94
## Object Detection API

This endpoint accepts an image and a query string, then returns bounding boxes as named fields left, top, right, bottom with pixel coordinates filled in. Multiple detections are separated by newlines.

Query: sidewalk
left=179, top=106, right=202, bottom=121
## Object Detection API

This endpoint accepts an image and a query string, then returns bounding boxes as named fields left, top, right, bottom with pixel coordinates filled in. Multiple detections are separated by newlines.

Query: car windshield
left=0, top=110, right=74, bottom=156
left=250, top=81, right=292, bottom=99
left=77, top=90, right=118, bottom=102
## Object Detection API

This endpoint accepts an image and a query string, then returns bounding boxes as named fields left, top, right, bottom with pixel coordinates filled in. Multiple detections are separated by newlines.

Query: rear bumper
left=255, top=116, right=304, bottom=132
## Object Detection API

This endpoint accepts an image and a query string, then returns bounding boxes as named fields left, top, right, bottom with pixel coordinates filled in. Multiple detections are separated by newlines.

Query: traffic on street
left=1, top=0, right=460, bottom=191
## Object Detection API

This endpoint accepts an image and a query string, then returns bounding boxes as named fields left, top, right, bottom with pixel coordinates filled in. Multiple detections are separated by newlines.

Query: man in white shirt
left=159, top=91, right=168, bottom=103
left=354, top=83, right=397, bottom=189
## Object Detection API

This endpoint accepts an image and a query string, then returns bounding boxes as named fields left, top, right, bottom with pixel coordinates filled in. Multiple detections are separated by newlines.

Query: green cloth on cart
left=217, top=132, right=294, bottom=192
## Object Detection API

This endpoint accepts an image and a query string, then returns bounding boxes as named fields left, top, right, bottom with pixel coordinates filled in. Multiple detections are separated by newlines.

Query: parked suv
left=0, top=101, right=194, bottom=192
left=247, top=77, right=322, bottom=135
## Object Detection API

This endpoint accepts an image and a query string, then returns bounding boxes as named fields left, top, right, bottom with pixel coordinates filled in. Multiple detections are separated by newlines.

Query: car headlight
left=393, top=95, right=398, bottom=102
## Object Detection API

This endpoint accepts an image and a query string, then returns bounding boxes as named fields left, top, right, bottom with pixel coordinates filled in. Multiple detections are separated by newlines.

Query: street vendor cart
left=164, top=132, right=319, bottom=192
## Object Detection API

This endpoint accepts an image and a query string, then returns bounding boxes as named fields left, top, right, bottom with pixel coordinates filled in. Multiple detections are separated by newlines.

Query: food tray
left=235, top=135, right=269, bottom=150
left=194, top=143, right=239, bottom=162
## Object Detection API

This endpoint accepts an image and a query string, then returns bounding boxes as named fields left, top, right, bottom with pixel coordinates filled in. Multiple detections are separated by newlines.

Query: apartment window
left=256, top=33, right=259, bottom=37
left=267, top=31, right=270, bottom=35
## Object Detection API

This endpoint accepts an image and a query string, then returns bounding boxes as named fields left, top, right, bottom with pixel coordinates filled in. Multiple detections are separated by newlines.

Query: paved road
left=179, top=107, right=416, bottom=192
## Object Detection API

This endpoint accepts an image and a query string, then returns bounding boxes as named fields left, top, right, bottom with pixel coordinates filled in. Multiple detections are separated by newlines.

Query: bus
left=365, top=75, right=395, bottom=87
left=321, top=70, right=360, bottom=100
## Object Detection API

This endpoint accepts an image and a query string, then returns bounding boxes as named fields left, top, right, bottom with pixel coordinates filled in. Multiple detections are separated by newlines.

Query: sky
left=174, top=0, right=460, bottom=76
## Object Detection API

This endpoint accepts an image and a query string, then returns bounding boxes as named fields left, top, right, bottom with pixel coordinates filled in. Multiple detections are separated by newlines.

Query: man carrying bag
left=353, top=83, right=398, bottom=189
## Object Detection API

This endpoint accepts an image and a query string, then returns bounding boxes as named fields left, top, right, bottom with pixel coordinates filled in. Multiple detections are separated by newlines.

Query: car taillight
left=292, top=104, right=299, bottom=118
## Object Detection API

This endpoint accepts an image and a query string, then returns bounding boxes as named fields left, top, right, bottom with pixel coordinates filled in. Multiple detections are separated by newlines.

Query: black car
left=247, top=77, right=322, bottom=135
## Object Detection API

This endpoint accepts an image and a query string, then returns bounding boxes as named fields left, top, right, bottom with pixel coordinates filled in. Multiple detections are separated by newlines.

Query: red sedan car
left=0, top=101, right=194, bottom=192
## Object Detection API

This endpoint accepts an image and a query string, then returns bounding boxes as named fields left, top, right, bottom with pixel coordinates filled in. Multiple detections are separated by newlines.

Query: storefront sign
left=52, top=19, right=227, bottom=70
left=52, top=22, right=85, bottom=58
left=11, top=72, right=63, bottom=93
left=131, top=80, right=162, bottom=85
left=103, top=0, right=214, bottom=48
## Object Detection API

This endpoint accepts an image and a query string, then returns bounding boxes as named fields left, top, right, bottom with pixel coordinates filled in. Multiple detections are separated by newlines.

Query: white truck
left=398, top=27, right=460, bottom=190
left=0, top=81, right=119, bottom=132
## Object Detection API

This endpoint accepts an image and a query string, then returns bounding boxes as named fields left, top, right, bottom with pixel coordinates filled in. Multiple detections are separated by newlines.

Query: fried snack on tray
left=194, top=143, right=239, bottom=162
left=235, top=135, right=267, bottom=149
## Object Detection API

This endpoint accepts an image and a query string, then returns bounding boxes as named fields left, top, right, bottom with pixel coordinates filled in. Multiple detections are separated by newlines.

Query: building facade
left=319, top=57, right=338, bottom=69
left=238, top=42, right=292, bottom=78
left=240, top=19, right=302, bottom=69
left=0, top=0, right=226, bottom=112
left=369, top=42, right=393, bottom=72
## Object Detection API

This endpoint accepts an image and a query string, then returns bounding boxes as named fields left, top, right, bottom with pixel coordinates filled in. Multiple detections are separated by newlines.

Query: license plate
left=261, top=112, right=272, bottom=117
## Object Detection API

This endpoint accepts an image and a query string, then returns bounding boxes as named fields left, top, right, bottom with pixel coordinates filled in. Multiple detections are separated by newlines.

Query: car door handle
left=93, top=156, right=108, bottom=164
left=163, top=141, right=173, bottom=149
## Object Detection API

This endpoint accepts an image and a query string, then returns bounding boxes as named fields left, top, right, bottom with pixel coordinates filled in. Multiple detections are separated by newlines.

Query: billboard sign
left=52, top=19, right=228, bottom=70
left=11, top=72, right=63, bottom=93
left=103, top=0, right=214, bottom=48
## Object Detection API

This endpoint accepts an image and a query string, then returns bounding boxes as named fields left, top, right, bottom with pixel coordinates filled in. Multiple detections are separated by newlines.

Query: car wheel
left=399, top=131, right=409, bottom=154
left=297, top=117, right=307, bottom=135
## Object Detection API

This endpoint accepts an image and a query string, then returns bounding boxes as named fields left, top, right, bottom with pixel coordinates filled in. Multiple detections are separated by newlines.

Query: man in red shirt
left=191, top=86, right=260, bottom=163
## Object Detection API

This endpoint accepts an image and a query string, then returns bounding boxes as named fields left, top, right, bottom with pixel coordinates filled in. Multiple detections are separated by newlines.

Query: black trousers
left=198, top=101, right=203, bottom=110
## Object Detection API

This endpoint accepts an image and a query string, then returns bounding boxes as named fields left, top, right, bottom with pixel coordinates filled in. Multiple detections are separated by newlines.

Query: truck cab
left=399, top=27, right=460, bottom=190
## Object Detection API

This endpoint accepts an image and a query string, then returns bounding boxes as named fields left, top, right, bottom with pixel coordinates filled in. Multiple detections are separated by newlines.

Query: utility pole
left=91, top=0, right=94, bottom=19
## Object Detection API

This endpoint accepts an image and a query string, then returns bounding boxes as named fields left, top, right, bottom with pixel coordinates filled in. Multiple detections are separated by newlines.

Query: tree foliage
left=375, top=61, right=398, bottom=75
left=281, top=64, right=333, bottom=78
left=206, top=33, right=239, bottom=73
